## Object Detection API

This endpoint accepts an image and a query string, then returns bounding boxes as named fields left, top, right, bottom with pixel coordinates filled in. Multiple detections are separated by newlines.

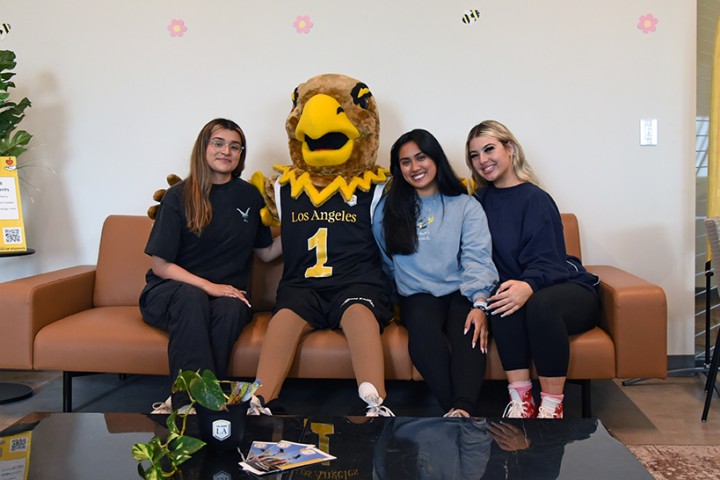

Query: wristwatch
left=473, top=300, right=490, bottom=314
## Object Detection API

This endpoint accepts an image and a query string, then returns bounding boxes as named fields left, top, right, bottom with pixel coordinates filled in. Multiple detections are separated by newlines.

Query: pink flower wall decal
left=167, top=19, right=187, bottom=37
left=637, top=13, right=658, bottom=34
left=294, top=15, right=313, bottom=34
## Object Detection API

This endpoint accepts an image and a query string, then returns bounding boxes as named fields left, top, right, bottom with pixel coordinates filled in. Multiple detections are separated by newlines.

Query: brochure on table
left=240, top=439, right=336, bottom=475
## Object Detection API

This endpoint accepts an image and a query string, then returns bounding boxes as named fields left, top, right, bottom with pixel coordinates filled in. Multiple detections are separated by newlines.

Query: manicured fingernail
left=472, top=342, right=476, bottom=349
left=464, top=328, right=468, bottom=335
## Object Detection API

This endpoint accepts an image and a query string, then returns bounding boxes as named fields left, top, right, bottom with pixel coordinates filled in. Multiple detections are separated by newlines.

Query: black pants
left=399, top=291, right=487, bottom=415
left=140, top=280, right=251, bottom=389
left=490, top=282, right=599, bottom=377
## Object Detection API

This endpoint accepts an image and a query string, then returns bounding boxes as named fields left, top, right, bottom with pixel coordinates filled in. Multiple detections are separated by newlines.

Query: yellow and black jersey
left=275, top=181, right=387, bottom=292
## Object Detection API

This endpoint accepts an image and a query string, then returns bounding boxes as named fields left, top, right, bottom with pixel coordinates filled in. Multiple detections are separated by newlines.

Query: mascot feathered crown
left=251, top=73, right=389, bottom=226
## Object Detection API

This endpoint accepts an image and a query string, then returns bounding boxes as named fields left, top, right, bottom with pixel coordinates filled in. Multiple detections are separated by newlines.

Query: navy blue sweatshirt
left=474, top=182, right=598, bottom=293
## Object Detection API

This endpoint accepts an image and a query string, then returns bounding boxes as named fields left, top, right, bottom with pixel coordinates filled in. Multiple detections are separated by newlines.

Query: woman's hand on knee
left=205, top=282, right=251, bottom=307
left=464, top=309, right=489, bottom=353
left=488, top=280, right=533, bottom=317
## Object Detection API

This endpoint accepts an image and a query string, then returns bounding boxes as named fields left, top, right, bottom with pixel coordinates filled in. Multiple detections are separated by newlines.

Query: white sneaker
left=151, top=396, right=195, bottom=415
left=247, top=395, right=272, bottom=416
left=443, top=408, right=470, bottom=418
left=358, top=382, right=395, bottom=417
left=151, top=396, right=173, bottom=414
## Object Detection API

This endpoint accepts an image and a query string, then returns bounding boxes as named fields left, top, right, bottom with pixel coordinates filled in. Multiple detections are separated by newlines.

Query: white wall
left=1, top=0, right=696, bottom=356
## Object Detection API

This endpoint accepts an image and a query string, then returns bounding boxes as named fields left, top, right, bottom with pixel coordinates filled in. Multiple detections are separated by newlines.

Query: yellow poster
left=0, top=431, right=32, bottom=480
left=0, top=156, right=27, bottom=252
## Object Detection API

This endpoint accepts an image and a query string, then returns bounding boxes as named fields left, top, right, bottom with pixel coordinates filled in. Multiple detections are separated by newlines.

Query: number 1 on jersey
left=305, top=228, right=333, bottom=278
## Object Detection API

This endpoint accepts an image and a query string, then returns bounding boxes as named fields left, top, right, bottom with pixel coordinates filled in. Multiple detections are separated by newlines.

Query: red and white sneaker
left=502, top=388, right=538, bottom=418
left=537, top=402, right=564, bottom=419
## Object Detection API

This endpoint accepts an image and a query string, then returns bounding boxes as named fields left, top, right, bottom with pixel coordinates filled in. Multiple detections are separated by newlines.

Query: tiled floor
left=1, top=369, right=720, bottom=447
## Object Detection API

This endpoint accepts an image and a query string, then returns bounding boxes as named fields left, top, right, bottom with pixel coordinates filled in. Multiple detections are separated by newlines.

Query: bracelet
left=473, top=300, right=489, bottom=314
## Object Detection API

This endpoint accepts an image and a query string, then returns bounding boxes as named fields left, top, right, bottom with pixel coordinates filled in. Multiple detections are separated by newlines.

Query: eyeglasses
left=209, top=138, right=244, bottom=154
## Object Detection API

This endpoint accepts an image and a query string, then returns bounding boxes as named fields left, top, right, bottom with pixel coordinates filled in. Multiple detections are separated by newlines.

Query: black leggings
left=490, top=282, right=599, bottom=377
left=399, top=291, right=487, bottom=415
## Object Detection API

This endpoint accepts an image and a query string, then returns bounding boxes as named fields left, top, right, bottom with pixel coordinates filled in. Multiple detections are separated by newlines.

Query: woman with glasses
left=139, top=118, right=282, bottom=413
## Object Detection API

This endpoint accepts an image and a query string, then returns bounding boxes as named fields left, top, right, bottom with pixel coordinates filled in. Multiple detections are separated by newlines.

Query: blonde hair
left=184, top=118, right=247, bottom=234
left=465, top=120, right=538, bottom=191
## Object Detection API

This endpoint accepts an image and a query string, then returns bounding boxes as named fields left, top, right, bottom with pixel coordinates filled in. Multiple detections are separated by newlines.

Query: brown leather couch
left=0, top=214, right=667, bottom=415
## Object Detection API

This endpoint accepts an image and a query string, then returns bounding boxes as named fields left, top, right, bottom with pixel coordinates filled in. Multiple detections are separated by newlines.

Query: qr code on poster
left=10, top=436, right=28, bottom=452
left=3, top=227, right=22, bottom=244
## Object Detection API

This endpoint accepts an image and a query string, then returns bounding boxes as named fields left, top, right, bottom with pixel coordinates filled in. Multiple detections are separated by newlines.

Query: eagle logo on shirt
left=237, top=207, right=250, bottom=223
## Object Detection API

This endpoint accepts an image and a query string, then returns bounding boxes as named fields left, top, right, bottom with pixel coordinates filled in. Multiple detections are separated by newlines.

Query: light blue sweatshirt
left=372, top=193, right=498, bottom=303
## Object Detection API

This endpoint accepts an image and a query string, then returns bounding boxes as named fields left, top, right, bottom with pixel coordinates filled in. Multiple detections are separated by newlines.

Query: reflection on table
left=0, top=413, right=653, bottom=479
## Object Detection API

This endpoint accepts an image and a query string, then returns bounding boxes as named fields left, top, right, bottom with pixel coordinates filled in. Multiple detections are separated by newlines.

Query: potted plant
left=0, top=49, right=32, bottom=158
left=131, top=369, right=260, bottom=480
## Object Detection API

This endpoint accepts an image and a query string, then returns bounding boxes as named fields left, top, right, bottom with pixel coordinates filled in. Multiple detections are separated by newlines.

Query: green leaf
left=172, top=369, right=201, bottom=395
left=144, top=463, right=164, bottom=480
left=0, top=50, right=17, bottom=69
left=171, top=435, right=206, bottom=456
left=168, top=451, right=192, bottom=466
left=11, top=129, right=31, bottom=147
left=131, top=443, right=154, bottom=462
left=165, top=412, right=180, bottom=436
left=186, top=369, right=227, bottom=410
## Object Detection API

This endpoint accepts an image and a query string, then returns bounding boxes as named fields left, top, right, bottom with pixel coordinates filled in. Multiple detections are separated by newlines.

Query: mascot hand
left=147, top=173, right=182, bottom=219
left=250, top=170, right=280, bottom=227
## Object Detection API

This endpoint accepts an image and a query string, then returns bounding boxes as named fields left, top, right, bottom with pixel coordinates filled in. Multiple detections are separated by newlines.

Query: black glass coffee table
left=0, top=412, right=652, bottom=479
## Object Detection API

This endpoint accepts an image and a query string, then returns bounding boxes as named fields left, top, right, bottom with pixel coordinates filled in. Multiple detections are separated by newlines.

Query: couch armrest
left=586, top=265, right=667, bottom=380
left=0, top=266, right=96, bottom=369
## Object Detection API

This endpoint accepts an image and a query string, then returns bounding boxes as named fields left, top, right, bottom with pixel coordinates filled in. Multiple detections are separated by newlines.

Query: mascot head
left=286, top=73, right=379, bottom=181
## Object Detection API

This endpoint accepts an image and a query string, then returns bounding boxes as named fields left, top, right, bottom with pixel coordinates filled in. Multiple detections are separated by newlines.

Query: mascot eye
left=351, top=82, right=372, bottom=110
left=292, top=87, right=299, bottom=109
left=337, top=107, right=344, bottom=114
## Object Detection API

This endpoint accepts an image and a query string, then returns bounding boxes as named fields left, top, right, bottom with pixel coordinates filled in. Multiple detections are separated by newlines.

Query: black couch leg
left=581, top=379, right=592, bottom=418
left=62, top=372, right=72, bottom=412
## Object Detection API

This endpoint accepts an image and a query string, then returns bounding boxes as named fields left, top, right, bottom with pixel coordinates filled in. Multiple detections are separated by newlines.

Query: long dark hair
left=383, top=129, right=466, bottom=255
left=184, top=118, right=247, bottom=234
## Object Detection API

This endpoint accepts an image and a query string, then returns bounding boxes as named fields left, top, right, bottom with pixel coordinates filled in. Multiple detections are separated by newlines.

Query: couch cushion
left=94, top=215, right=153, bottom=307
left=566, top=327, right=616, bottom=378
left=561, top=213, right=581, bottom=260
left=34, top=306, right=169, bottom=374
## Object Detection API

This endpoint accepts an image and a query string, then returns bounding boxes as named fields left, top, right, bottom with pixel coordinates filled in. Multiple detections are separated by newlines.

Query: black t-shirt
left=144, top=177, right=272, bottom=291
left=276, top=182, right=388, bottom=292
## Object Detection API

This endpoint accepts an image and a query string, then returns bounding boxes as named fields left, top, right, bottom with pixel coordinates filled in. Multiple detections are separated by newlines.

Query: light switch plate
left=640, top=119, right=658, bottom=146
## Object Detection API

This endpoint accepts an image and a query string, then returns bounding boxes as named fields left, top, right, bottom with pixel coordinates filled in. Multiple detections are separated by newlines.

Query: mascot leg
left=255, top=309, right=314, bottom=402
left=339, top=303, right=386, bottom=399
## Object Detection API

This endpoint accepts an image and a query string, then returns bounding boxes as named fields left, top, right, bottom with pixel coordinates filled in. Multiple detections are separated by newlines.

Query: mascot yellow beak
left=295, top=93, right=360, bottom=168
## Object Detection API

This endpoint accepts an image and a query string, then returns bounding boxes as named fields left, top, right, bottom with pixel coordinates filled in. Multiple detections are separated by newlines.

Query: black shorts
left=274, top=284, right=394, bottom=331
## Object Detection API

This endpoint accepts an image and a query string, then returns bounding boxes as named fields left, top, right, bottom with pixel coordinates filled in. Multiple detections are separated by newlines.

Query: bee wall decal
left=0, top=23, right=11, bottom=40
left=462, top=9, right=480, bottom=25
